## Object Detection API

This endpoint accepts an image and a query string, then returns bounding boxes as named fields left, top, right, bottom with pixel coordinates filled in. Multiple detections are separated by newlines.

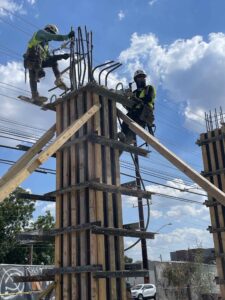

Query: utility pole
left=134, top=139, right=149, bottom=283
left=159, top=254, right=162, bottom=262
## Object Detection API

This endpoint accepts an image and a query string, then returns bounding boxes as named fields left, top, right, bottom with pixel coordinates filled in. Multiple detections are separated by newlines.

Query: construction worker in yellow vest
left=24, top=24, right=74, bottom=102
left=118, top=70, right=156, bottom=145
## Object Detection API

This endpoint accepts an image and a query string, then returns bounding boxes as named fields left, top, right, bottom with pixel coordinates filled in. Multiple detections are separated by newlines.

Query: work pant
left=120, top=110, right=146, bottom=145
left=29, top=55, right=61, bottom=95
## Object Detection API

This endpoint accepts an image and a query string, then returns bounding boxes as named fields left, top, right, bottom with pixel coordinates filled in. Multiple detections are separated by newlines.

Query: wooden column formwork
left=198, top=124, right=225, bottom=298
left=55, top=90, right=126, bottom=300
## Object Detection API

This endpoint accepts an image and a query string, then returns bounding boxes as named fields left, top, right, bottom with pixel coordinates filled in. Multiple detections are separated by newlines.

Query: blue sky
left=0, top=0, right=224, bottom=261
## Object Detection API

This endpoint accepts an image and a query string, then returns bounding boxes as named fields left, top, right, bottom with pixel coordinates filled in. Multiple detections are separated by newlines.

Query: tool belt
left=139, top=104, right=155, bottom=127
left=23, top=46, right=43, bottom=70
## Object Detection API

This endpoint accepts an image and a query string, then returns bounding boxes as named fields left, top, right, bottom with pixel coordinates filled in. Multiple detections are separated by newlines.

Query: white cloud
left=118, top=10, right=125, bottom=21
left=119, top=32, right=225, bottom=132
left=27, top=0, right=36, bottom=4
left=149, top=0, right=158, bottom=6
left=0, top=59, right=69, bottom=146
left=0, top=0, right=23, bottom=16
left=125, top=227, right=213, bottom=261
left=42, top=202, right=55, bottom=216
left=0, top=0, right=37, bottom=17
left=151, top=209, right=163, bottom=218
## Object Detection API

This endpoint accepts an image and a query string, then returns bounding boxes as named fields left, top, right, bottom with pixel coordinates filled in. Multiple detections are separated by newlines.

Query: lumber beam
left=47, top=181, right=153, bottom=199
left=17, top=193, right=55, bottom=202
left=117, top=109, right=225, bottom=206
left=43, top=265, right=103, bottom=275
left=89, top=134, right=150, bottom=157
left=0, top=124, right=56, bottom=187
left=47, top=83, right=136, bottom=110
left=91, top=226, right=155, bottom=239
left=59, top=134, right=150, bottom=157
left=13, top=274, right=54, bottom=282
left=17, top=233, right=54, bottom=242
left=51, top=221, right=101, bottom=236
left=93, top=270, right=149, bottom=278
left=0, top=104, right=100, bottom=203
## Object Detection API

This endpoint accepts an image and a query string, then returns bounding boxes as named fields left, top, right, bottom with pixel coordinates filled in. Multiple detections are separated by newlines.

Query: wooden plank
left=111, top=100, right=126, bottom=299
left=92, top=226, right=155, bottom=239
left=50, top=83, right=136, bottom=110
left=0, top=104, right=100, bottom=202
left=62, top=99, right=70, bottom=300
left=16, top=193, right=55, bottom=202
left=118, top=109, right=225, bottom=205
left=89, top=135, right=150, bottom=157
left=87, top=92, right=98, bottom=300
left=59, top=134, right=150, bottom=157
left=55, top=103, right=63, bottom=300
left=48, top=181, right=153, bottom=199
left=44, top=265, right=103, bottom=275
left=102, top=97, right=117, bottom=300
left=70, top=95, right=79, bottom=300
left=93, top=270, right=149, bottom=278
left=92, top=93, right=107, bottom=299
left=13, top=275, right=54, bottom=282
left=77, top=92, right=88, bottom=300
left=0, top=124, right=56, bottom=187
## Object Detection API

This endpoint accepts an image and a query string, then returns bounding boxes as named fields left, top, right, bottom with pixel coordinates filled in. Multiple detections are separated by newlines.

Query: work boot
left=31, top=92, right=48, bottom=103
left=54, top=77, right=68, bottom=90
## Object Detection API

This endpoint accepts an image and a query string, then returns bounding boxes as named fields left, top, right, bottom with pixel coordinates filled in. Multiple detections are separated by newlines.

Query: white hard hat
left=44, top=24, right=59, bottom=34
left=133, top=70, right=147, bottom=80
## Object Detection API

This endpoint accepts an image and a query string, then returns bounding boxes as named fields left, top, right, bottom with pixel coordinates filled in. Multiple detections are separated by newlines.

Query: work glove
left=68, top=30, right=75, bottom=39
left=62, top=53, right=70, bottom=60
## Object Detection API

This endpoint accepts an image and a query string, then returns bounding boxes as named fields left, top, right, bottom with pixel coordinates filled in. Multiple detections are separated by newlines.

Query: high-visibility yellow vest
left=133, top=85, right=156, bottom=110
left=28, top=32, right=49, bottom=60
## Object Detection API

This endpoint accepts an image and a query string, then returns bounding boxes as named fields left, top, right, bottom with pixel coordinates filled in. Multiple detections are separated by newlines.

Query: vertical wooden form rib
left=200, top=128, right=225, bottom=297
left=55, top=103, right=63, bottom=300
left=62, top=99, right=71, bottom=299
left=110, top=100, right=126, bottom=299
left=70, top=96, right=79, bottom=300
left=77, top=92, right=88, bottom=300
left=93, top=93, right=107, bottom=300
left=102, top=97, right=117, bottom=300
left=87, top=92, right=98, bottom=300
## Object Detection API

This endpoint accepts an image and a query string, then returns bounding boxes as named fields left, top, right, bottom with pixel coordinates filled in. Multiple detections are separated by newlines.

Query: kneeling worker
left=24, top=24, right=75, bottom=102
left=118, top=70, right=156, bottom=145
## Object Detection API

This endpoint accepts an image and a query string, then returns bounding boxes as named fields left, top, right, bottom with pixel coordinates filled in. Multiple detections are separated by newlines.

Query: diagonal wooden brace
left=0, top=104, right=100, bottom=202
left=117, top=108, right=225, bottom=206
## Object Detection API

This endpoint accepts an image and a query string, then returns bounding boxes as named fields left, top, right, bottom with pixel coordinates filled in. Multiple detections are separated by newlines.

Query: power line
left=0, top=7, right=39, bottom=30
left=0, top=15, right=31, bottom=36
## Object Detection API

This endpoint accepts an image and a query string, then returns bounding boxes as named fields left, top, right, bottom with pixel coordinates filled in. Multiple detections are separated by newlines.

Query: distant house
left=170, top=248, right=215, bottom=264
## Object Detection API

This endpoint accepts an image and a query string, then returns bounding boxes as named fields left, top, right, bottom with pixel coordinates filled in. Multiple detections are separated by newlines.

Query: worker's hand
left=62, top=53, right=70, bottom=60
left=68, top=30, right=75, bottom=39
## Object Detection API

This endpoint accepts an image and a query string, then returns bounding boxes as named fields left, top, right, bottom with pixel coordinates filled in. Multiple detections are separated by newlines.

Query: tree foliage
left=0, top=187, right=35, bottom=264
left=0, top=188, right=55, bottom=265
left=30, top=211, right=55, bottom=265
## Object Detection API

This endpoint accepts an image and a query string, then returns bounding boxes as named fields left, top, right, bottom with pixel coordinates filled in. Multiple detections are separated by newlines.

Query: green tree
left=125, top=255, right=133, bottom=263
left=31, top=211, right=55, bottom=265
left=0, top=187, right=35, bottom=264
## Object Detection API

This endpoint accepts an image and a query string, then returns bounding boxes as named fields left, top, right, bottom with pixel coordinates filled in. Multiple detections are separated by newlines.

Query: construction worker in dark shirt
left=118, top=69, right=156, bottom=145
left=24, top=24, right=74, bottom=102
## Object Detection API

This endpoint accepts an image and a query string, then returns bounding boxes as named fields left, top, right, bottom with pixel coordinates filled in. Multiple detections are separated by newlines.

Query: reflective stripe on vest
left=28, top=32, right=49, bottom=60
